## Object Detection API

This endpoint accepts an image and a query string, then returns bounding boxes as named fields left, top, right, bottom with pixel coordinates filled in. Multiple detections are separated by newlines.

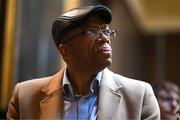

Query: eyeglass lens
left=87, top=28, right=116, bottom=40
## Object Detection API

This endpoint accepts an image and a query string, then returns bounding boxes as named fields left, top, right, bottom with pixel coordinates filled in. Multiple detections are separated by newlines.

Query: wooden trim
left=0, top=0, right=16, bottom=110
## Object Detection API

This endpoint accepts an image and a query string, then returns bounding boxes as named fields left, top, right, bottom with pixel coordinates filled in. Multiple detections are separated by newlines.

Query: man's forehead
left=159, top=89, right=179, bottom=97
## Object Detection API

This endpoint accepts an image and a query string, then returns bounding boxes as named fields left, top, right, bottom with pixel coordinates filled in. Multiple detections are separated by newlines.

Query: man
left=7, top=5, right=160, bottom=119
left=175, top=108, right=180, bottom=120
left=154, top=81, right=180, bottom=120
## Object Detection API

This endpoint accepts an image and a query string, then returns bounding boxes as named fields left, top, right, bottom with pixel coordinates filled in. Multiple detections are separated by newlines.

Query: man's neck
left=66, top=67, right=97, bottom=96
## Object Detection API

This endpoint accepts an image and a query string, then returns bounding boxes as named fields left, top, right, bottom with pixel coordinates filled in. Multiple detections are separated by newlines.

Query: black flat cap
left=52, top=5, right=112, bottom=47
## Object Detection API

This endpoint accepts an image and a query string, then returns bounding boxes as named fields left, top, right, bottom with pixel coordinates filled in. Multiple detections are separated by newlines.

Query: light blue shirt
left=61, top=69, right=102, bottom=120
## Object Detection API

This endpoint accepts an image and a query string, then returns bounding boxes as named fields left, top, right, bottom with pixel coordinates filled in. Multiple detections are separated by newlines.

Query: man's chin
left=94, top=59, right=112, bottom=71
left=102, top=58, right=112, bottom=68
left=106, top=59, right=112, bottom=66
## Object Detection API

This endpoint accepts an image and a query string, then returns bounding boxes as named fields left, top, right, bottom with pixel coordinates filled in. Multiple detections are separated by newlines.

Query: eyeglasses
left=62, top=27, right=117, bottom=43
left=87, top=27, right=117, bottom=40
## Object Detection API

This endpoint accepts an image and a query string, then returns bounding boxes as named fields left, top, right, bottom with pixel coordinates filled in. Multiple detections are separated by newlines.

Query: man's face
left=65, top=16, right=113, bottom=72
left=158, top=89, right=179, bottom=120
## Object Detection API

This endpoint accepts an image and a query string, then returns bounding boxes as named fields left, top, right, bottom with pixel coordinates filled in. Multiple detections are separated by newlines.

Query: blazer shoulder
left=11, top=76, right=53, bottom=99
left=112, top=72, right=153, bottom=95
left=116, top=73, right=149, bottom=85
left=18, top=76, right=52, bottom=89
left=15, top=69, right=64, bottom=95
left=104, top=68, right=151, bottom=89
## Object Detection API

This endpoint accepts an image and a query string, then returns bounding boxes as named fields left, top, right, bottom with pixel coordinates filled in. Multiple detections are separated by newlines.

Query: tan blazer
left=7, top=68, right=160, bottom=120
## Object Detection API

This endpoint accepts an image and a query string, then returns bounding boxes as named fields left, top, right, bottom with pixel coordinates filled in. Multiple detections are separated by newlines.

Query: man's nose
left=98, top=32, right=110, bottom=43
left=171, top=99, right=178, bottom=109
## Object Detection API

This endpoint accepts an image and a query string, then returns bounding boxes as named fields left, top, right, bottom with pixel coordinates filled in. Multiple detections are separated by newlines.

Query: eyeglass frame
left=61, top=27, right=117, bottom=44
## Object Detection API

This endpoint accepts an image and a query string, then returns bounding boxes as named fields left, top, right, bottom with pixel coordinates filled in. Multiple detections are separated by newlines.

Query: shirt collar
left=62, top=68, right=71, bottom=86
left=62, top=68, right=102, bottom=96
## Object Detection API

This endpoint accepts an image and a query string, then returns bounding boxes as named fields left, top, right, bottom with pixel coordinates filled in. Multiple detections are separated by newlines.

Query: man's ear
left=58, top=44, right=71, bottom=61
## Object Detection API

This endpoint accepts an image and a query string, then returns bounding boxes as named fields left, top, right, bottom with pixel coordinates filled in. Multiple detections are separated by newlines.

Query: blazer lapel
left=98, top=68, right=124, bottom=120
left=40, top=69, right=64, bottom=119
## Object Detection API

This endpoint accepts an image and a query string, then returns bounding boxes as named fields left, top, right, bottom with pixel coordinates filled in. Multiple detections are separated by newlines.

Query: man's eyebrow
left=86, top=25, right=109, bottom=29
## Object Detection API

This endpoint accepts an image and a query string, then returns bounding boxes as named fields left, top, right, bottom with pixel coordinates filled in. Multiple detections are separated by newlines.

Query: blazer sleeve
left=141, top=83, right=160, bottom=120
left=7, top=83, right=20, bottom=120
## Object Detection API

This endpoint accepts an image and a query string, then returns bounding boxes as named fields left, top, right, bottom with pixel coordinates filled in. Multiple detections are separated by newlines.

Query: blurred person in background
left=154, top=81, right=180, bottom=120
left=175, top=108, right=180, bottom=120
left=7, top=5, right=160, bottom=119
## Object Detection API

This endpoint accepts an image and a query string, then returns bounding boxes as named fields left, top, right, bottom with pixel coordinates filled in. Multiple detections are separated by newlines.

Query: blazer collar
left=98, top=68, right=124, bottom=120
left=40, top=68, right=123, bottom=119
left=41, top=68, right=65, bottom=95
left=41, top=68, right=120, bottom=95
left=40, top=68, right=65, bottom=119
left=101, top=68, right=122, bottom=92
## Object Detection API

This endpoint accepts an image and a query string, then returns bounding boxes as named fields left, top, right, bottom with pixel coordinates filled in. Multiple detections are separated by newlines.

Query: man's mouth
left=97, top=46, right=112, bottom=58
left=98, top=43, right=112, bottom=51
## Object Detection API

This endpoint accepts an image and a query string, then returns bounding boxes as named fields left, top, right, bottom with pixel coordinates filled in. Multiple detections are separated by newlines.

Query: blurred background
left=1, top=0, right=180, bottom=119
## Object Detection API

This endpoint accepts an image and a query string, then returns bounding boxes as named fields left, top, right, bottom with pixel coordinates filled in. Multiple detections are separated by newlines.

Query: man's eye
left=103, top=30, right=111, bottom=35
left=88, top=28, right=98, bottom=33
left=177, top=99, right=180, bottom=104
